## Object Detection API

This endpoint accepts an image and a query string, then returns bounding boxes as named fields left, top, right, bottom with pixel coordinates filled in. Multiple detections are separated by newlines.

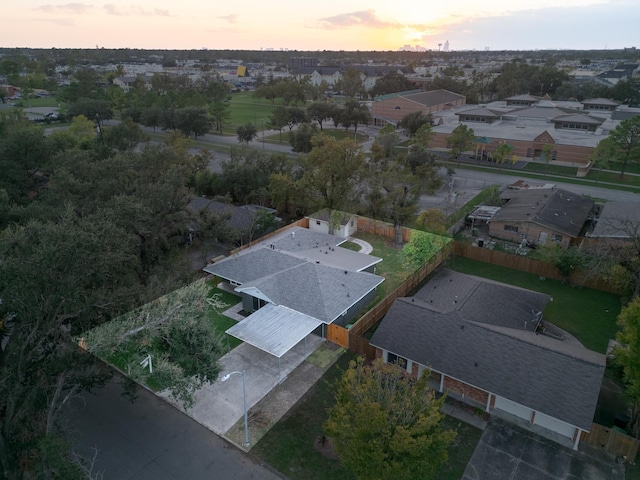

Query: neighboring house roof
left=493, top=188, right=594, bottom=237
left=590, top=202, right=640, bottom=239
left=370, top=269, right=605, bottom=431
left=187, top=198, right=258, bottom=232
left=309, top=209, right=356, bottom=226
left=413, top=270, right=548, bottom=331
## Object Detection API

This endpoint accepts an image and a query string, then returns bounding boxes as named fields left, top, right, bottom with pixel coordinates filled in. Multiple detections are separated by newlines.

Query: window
left=316, top=220, right=321, bottom=225
left=387, top=352, right=408, bottom=370
left=551, top=234, right=563, bottom=243
left=504, top=225, right=519, bottom=233
left=252, top=297, right=267, bottom=310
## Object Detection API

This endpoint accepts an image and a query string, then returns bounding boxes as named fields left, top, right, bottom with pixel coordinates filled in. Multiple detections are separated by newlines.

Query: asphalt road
left=63, top=374, right=284, bottom=480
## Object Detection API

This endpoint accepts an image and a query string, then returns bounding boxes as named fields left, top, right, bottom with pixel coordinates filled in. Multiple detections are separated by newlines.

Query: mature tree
left=537, top=245, right=589, bottom=283
left=610, top=78, right=640, bottom=106
left=103, top=117, right=150, bottom=152
left=374, top=124, right=401, bottom=157
left=303, top=135, right=365, bottom=211
left=204, top=80, right=232, bottom=133
left=0, top=120, right=50, bottom=203
left=219, top=149, right=292, bottom=205
left=140, top=106, right=164, bottom=132
left=266, top=105, right=289, bottom=142
left=236, top=122, right=257, bottom=145
left=337, top=68, right=365, bottom=99
left=0, top=87, right=7, bottom=104
left=0, top=213, right=141, bottom=479
left=447, top=124, right=475, bottom=161
left=601, top=116, right=640, bottom=177
left=402, top=230, right=450, bottom=269
left=284, top=106, right=307, bottom=132
left=370, top=71, right=416, bottom=98
left=614, top=297, right=640, bottom=438
left=307, top=101, right=339, bottom=130
left=339, top=98, right=371, bottom=134
left=66, top=98, right=113, bottom=124
left=491, top=143, right=514, bottom=164
left=324, top=357, right=455, bottom=480
left=172, top=106, right=210, bottom=139
left=289, top=122, right=319, bottom=153
left=416, top=209, right=448, bottom=235
left=399, top=111, right=432, bottom=136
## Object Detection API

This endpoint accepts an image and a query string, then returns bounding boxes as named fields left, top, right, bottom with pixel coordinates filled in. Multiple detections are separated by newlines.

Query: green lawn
left=353, top=232, right=408, bottom=301
left=445, top=256, right=621, bottom=353
left=252, top=351, right=481, bottom=480
left=207, top=285, right=243, bottom=351
left=585, top=169, right=640, bottom=187
left=523, top=162, right=578, bottom=176
left=226, top=91, right=280, bottom=134
left=13, top=96, right=61, bottom=108
left=339, top=241, right=361, bottom=252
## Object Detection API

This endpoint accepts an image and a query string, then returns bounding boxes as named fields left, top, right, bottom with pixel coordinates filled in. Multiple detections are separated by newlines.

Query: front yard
left=252, top=351, right=482, bottom=480
left=81, top=279, right=242, bottom=395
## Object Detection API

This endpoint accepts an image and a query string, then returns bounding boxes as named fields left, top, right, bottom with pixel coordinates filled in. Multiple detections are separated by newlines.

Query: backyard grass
left=353, top=232, right=408, bottom=301
left=252, top=351, right=481, bottom=480
left=585, top=169, right=640, bottom=188
left=445, top=256, right=622, bottom=353
left=207, top=285, right=243, bottom=351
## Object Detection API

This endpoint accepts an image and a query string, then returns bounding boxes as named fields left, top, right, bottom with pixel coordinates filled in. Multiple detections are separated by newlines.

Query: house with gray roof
left=489, top=188, right=594, bottom=247
left=588, top=201, right=640, bottom=241
left=370, top=269, right=605, bottom=449
left=204, top=226, right=383, bottom=359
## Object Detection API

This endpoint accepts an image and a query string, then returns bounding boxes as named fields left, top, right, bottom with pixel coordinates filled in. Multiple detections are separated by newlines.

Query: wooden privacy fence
left=581, top=423, right=639, bottom=462
left=356, top=217, right=413, bottom=243
left=347, top=245, right=451, bottom=358
left=452, top=242, right=621, bottom=295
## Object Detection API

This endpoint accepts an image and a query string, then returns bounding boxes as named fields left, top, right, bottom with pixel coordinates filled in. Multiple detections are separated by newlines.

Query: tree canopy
left=324, top=357, right=455, bottom=480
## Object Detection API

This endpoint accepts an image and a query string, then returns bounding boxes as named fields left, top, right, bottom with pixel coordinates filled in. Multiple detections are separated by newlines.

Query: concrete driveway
left=462, top=418, right=624, bottom=480
left=159, top=333, right=325, bottom=444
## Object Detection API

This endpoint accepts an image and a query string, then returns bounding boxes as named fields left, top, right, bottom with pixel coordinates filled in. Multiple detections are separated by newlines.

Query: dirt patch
left=314, top=435, right=339, bottom=460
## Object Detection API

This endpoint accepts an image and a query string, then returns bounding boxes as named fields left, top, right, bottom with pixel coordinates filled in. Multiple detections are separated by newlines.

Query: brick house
left=488, top=188, right=594, bottom=247
left=370, top=269, right=605, bottom=449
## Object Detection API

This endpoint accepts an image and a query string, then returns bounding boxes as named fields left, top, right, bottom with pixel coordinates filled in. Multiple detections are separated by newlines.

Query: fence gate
left=327, top=324, right=349, bottom=348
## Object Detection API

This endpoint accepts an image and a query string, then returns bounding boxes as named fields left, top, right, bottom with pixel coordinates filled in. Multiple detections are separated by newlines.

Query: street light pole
left=221, top=370, right=249, bottom=447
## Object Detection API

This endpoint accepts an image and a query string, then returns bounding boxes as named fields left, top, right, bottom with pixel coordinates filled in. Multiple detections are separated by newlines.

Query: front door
left=538, top=231, right=548, bottom=245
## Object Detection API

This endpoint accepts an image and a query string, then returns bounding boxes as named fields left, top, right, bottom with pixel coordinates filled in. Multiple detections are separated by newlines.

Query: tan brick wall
left=443, top=376, right=489, bottom=404
left=430, top=132, right=593, bottom=166
left=489, top=221, right=573, bottom=248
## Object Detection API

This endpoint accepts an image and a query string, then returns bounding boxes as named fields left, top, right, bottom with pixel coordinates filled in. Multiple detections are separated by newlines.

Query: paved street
left=64, top=374, right=284, bottom=480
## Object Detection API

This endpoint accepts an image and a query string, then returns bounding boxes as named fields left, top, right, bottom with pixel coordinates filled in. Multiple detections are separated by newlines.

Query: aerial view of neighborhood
left=1, top=2, right=640, bottom=479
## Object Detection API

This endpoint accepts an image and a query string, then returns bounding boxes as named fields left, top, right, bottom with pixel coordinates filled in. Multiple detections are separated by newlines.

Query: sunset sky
left=2, top=0, right=638, bottom=51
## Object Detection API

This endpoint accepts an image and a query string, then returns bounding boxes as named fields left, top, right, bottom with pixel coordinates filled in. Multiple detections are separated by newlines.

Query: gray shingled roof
left=237, top=262, right=383, bottom=323
left=203, top=249, right=305, bottom=284
left=493, top=188, right=594, bottom=237
left=370, top=277, right=605, bottom=430
left=414, top=269, right=549, bottom=331
left=590, top=201, right=640, bottom=239
left=270, top=228, right=343, bottom=252
left=552, top=114, right=605, bottom=126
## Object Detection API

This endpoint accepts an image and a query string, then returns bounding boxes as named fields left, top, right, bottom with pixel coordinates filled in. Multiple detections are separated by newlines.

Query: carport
left=225, top=303, right=323, bottom=381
